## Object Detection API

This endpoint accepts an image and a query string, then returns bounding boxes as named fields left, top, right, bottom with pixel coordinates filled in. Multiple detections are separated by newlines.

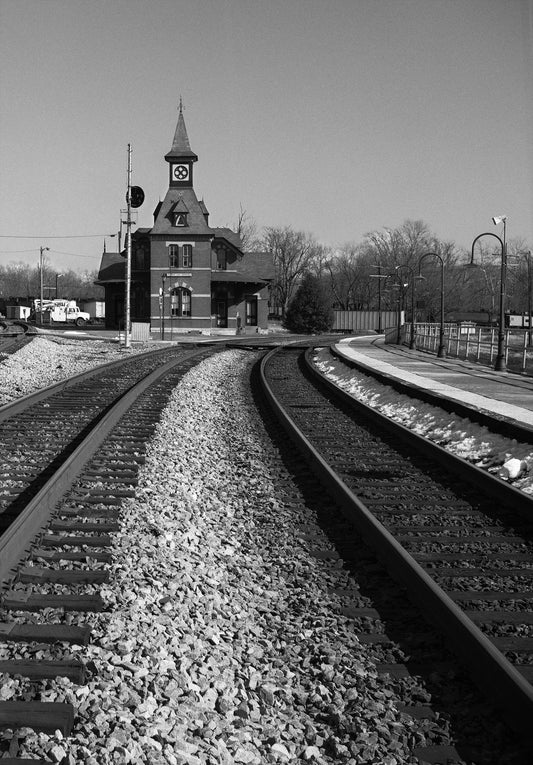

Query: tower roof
left=165, top=99, right=198, bottom=162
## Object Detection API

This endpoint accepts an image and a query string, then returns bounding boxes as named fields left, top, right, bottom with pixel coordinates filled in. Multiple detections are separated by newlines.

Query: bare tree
left=360, top=220, right=467, bottom=320
left=325, top=244, right=370, bottom=309
left=460, top=241, right=500, bottom=323
left=506, top=238, right=532, bottom=314
left=361, top=219, right=439, bottom=272
left=0, top=262, right=102, bottom=303
left=262, top=226, right=324, bottom=318
left=233, top=205, right=261, bottom=252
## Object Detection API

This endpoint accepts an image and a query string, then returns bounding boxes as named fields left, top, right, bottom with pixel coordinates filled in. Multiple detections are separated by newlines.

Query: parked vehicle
left=507, top=314, right=531, bottom=329
left=32, top=299, right=91, bottom=327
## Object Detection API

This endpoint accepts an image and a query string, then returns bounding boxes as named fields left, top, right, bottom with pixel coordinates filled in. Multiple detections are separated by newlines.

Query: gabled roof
left=212, top=227, right=243, bottom=253
left=94, top=253, right=124, bottom=284
left=211, top=251, right=275, bottom=286
left=239, top=251, right=275, bottom=282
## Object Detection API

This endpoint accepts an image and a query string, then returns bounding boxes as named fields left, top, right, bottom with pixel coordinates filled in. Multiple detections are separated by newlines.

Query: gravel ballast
left=1, top=350, right=425, bottom=764
left=0, top=336, right=164, bottom=406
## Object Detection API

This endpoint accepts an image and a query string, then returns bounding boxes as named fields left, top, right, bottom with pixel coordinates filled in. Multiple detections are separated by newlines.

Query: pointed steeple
left=165, top=98, right=198, bottom=162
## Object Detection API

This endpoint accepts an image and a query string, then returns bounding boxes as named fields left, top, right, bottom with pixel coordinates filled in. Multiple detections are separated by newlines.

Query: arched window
left=169, top=245, right=180, bottom=268
left=171, top=287, right=191, bottom=317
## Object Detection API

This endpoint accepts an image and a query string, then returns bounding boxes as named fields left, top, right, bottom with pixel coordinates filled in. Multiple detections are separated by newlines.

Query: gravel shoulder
left=1, top=350, right=422, bottom=765
left=0, top=337, right=168, bottom=406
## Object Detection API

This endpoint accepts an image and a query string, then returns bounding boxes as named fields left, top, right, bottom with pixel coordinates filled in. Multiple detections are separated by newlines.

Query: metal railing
left=400, top=322, right=533, bottom=376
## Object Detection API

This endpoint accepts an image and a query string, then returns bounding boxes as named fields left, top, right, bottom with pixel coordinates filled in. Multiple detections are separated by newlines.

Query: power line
left=49, top=249, right=101, bottom=259
left=0, top=233, right=117, bottom=239
left=0, top=248, right=101, bottom=258
left=0, top=249, right=40, bottom=254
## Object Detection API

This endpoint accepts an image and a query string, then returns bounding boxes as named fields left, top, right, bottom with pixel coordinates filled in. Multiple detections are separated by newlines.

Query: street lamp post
left=39, top=246, right=50, bottom=325
left=468, top=217, right=507, bottom=371
left=371, top=263, right=383, bottom=333
left=394, top=278, right=403, bottom=345
left=56, top=273, right=62, bottom=299
left=161, top=274, right=167, bottom=340
left=396, top=265, right=416, bottom=349
left=417, top=252, right=445, bottom=358
left=369, top=270, right=397, bottom=338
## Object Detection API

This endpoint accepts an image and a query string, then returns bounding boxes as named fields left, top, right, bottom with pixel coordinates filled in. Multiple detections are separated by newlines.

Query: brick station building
left=96, top=105, right=274, bottom=337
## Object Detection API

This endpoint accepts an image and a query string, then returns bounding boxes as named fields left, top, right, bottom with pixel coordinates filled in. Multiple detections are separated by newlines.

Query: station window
left=245, top=295, right=258, bottom=326
left=216, top=248, right=226, bottom=270
left=182, top=244, right=193, bottom=268
left=171, top=287, right=191, bottom=317
left=174, top=213, right=187, bottom=227
left=169, top=245, right=180, bottom=268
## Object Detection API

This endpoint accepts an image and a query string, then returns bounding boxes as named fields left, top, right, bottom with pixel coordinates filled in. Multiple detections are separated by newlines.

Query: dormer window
left=174, top=212, right=187, bottom=227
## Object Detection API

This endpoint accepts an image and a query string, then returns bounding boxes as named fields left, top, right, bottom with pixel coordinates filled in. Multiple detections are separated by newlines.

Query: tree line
left=238, top=212, right=531, bottom=333
left=0, top=261, right=103, bottom=307
left=2, top=215, right=530, bottom=333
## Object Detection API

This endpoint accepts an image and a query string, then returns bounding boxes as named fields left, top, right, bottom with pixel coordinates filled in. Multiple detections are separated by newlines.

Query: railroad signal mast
left=121, top=144, right=144, bottom=348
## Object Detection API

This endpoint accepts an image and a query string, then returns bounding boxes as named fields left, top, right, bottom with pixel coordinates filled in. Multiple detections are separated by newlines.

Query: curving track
left=2, top=335, right=532, bottom=762
left=0, top=321, right=34, bottom=357
left=260, top=343, right=533, bottom=743
left=0, top=344, right=224, bottom=745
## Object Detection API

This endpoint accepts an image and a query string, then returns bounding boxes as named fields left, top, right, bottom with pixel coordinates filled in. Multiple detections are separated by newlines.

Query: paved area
left=334, top=335, right=533, bottom=430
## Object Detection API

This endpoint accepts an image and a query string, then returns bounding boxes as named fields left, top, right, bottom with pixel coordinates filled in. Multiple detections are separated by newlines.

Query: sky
left=0, top=0, right=532, bottom=276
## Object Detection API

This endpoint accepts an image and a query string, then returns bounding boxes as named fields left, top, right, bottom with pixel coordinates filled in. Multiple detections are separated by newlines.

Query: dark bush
left=283, top=273, right=334, bottom=334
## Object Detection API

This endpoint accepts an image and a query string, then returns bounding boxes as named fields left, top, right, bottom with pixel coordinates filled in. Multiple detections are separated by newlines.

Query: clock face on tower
left=172, top=164, right=190, bottom=182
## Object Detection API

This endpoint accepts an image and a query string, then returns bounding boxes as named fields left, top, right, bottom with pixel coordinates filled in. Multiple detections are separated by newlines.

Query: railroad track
left=260, top=344, right=533, bottom=751
left=0, top=322, right=33, bottom=357
left=0, top=344, right=222, bottom=757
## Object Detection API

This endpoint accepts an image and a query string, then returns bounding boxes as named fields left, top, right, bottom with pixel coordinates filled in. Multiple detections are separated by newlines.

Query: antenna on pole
left=124, top=143, right=132, bottom=349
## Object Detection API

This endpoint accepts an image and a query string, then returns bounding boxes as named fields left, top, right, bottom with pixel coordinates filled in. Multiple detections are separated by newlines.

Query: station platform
left=333, top=336, right=533, bottom=434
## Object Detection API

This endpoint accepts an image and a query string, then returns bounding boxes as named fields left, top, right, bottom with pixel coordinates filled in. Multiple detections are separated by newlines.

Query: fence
left=333, top=309, right=402, bottom=333
left=406, top=322, right=533, bottom=375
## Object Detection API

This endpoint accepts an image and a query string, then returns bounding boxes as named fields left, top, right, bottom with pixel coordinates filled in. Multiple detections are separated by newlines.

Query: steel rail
left=0, top=347, right=208, bottom=585
left=313, top=348, right=533, bottom=519
left=260, top=345, right=533, bottom=736
left=0, top=346, right=185, bottom=424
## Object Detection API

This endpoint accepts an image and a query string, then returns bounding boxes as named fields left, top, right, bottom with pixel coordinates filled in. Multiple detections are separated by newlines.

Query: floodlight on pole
left=492, top=215, right=508, bottom=226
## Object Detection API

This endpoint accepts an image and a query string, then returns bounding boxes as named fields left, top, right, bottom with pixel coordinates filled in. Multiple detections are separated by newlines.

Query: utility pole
left=375, top=264, right=383, bottom=333
left=527, top=250, right=533, bottom=348
left=518, top=250, right=533, bottom=346
left=124, top=144, right=132, bottom=349
left=39, top=246, right=49, bottom=324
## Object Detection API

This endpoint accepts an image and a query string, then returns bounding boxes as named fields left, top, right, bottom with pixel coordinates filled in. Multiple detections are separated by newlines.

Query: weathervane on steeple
left=166, top=96, right=197, bottom=163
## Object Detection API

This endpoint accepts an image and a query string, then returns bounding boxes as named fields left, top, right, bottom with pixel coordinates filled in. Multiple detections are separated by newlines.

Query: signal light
left=128, top=186, right=145, bottom=208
